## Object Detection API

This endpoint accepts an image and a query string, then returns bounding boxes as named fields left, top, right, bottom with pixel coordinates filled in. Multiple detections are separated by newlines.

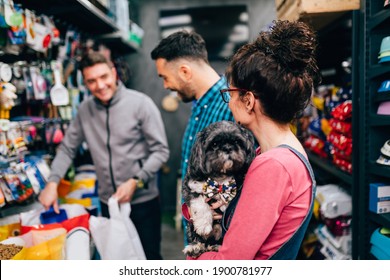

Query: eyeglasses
left=220, top=88, right=249, bottom=103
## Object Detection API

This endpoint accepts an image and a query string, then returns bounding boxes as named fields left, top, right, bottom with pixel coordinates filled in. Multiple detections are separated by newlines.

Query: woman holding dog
left=192, top=20, right=320, bottom=260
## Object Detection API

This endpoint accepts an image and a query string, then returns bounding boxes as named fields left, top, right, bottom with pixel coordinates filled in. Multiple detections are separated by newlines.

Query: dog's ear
left=188, top=128, right=208, bottom=178
left=238, top=124, right=257, bottom=171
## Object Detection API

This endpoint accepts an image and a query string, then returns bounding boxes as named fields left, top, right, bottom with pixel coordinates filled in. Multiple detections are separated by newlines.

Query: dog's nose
left=224, top=146, right=232, bottom=153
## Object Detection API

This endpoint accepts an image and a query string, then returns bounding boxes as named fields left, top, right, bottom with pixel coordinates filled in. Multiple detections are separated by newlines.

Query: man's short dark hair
left=151, top=30, right=209, bottom=63
left=79, top=52, right=111, bottom=72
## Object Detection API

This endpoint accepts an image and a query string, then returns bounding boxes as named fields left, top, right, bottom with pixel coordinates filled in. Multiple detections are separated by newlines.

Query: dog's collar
left=203, top=178, right=237, bottom=192
left=203, top=178, right=237, bottom=203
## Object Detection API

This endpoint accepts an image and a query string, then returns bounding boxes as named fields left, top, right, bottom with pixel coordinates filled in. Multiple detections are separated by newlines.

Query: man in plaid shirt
left=151, top=30, right=234, bottom=244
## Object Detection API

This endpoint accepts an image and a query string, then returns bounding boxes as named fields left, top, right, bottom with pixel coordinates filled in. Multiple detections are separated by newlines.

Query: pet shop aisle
left=161, top=220, right=185, bottom=260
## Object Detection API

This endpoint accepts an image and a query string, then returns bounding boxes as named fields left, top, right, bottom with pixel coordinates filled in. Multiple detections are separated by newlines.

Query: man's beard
left=177, top=91, right=195, bottom=103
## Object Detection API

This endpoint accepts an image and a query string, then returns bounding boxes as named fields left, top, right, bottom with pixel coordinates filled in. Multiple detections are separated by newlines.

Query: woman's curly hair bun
left=256, top=20, right=318, bottom=75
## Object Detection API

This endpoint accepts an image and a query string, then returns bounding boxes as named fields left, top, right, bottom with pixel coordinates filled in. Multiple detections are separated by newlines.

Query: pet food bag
left=0, top=236, right=26, bottom=260
left=20, top=228, right=67, bottom=260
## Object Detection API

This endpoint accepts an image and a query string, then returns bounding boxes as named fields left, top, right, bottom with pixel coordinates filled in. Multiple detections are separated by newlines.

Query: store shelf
left=369, top=114, right=390, bottom=126
left=14, top=0, right=118, bottom=34
left=96, top=32, right=139, bottom=55
left=368, top=65, right=390, bottom=79
left=361, top=0, right=390, bottom=260
left=307, top=151, right=352, bottom=185
left=367, top=9, right=390, bottom=30
left=369, top=161, right=390, bottom=178
left=0, top=200, right=42, bottom=218
left=369, top=212, right=390, bottom=229
left=374, top=92, right=390, bottom=103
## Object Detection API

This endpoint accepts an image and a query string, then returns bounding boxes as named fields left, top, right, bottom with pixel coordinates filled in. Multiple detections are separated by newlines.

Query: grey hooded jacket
left=48, top=82, right=169, bottom=204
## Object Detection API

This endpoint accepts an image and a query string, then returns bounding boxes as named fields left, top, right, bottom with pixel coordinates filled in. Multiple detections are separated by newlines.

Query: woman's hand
left=206, top=197, right=226, bottom=220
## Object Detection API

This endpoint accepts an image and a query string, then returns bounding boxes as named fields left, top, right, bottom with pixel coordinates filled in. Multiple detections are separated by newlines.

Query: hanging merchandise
left=0, top=82, right=17, bottom=119
left=3, top=0, right=22, bottom=27
left=0, top=63, right=12, bottom=82
left=5, top=2, right=25, bottom=46
left=50, top=62, right=69, bottom=106
left=0, top=1, right=8, bottom=28
left=25, top=13, right=52, bottom=53
left=42, top=15, right=60, bottom=45
left=29, top=65, right=47, bottom=100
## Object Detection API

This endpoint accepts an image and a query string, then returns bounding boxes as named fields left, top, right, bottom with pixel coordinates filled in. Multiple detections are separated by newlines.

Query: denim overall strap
left=269, top=144, right=316, bottom=260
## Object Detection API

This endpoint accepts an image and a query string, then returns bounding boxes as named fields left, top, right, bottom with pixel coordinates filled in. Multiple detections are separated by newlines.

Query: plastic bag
left=89, top=197, right=146, bottom=260
left=0, top=214, right=21, bottom=241
left=20, top=204, right=90, bottom=260
left=21, top=228, right=67, bottom=260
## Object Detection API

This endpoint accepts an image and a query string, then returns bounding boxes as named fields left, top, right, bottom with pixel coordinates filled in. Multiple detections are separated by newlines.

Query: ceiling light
left=159, top=15, right=192, bottom=27
left=161, top=26, right=194, bottom=38
left=239, top=12, right=249, bottom=22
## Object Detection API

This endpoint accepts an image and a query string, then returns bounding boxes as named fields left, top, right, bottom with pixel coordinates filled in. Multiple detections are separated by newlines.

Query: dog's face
left=188, top=121, right=256, bottom=182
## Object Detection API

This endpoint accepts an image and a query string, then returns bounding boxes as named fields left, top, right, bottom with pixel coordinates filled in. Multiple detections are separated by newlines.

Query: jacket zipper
left=105, top=105, right=116, bottom=192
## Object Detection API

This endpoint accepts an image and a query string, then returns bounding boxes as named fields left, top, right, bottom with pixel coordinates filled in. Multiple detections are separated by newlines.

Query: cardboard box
left=275, top=0, right=360, bottom=30
left=370, top=183, right=390, bottom=201
left=369, top=200, right=390, bottom=214
left=369, top=183, right=390, bottom=214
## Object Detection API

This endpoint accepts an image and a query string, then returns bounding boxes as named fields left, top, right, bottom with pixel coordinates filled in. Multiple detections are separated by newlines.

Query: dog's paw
left=213, top=223, right=223, bottom=241
left=194, top=223, right=213, bottom=237
left=188, top=180, right=204, bottom=193
left=183, top=242, right=207, bottom=258
left=206, top=244, right=221, bottom=252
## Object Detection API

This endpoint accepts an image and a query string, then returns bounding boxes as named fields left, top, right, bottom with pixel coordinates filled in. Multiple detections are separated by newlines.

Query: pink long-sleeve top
left=192, top=147, right=312, bottom=260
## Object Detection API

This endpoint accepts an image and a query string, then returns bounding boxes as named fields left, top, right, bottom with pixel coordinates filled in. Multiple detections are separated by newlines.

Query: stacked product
left=369, top=182, right=390, bottom=214
left=57, top=164, right=100, bottom=217
left=304, top=84, right=353, bottom=171
left=327, top=101, right=353, bottom=173
left=370, top=227, right=390, bottom=260
left=378, top=36, right=390, bottom=64
left=314, top=184, right=352, bottom=259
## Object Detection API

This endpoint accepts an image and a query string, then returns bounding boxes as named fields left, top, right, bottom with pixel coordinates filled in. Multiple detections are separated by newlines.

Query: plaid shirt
left=180, top=76, right=234, bottom=181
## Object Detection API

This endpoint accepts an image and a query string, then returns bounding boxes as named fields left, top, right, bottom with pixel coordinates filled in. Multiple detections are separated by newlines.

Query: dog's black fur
left=182, top=121, right=256, bottom=257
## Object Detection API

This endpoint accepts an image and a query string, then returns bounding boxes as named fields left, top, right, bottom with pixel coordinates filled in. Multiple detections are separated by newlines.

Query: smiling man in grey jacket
left=39, top=52, right=170, bottom=260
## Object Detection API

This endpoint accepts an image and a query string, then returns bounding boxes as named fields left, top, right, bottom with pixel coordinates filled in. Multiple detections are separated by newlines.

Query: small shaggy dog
left=182, top=121, right=256, bottom=258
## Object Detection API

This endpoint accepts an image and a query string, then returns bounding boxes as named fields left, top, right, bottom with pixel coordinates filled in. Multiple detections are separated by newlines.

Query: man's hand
left=38, top=182, right=59, bottom=213
left=112, top=178, right=138, bottom=203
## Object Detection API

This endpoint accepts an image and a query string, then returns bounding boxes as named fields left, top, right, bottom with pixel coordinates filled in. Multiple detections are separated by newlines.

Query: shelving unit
left=13, top=0, right=140, bottom=53
left=359, top=0, right=390, bottom=259
left=96, top=32, right=139, bottom=55
left=0, top=200, right=41, bottom=218
left=305, top=10, right=361, bottom=259
left=0, top=1, right=141, bottom=219
left=307, top=151, right=352, bottom=185
left=14, top=0, right=118, bottom=34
